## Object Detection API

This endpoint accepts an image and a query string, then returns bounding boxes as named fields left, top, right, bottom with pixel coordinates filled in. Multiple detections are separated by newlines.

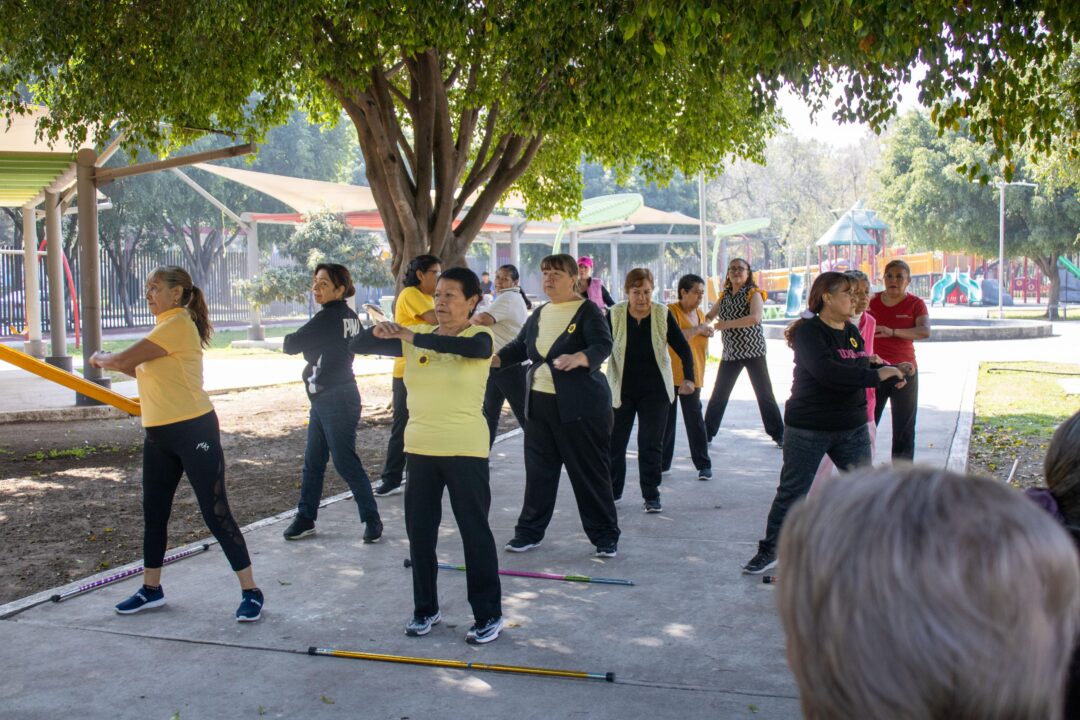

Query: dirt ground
left=0, top=377, right=518, bottom=606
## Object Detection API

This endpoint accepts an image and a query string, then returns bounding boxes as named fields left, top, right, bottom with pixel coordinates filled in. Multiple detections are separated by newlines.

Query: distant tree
left=875, top=112, right=1080, bottom=318
left=239, top=210, right=392, bottom=309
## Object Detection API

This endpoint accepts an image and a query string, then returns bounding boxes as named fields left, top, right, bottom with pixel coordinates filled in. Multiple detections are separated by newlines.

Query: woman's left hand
left=677, top=379, right=696, bottom=396
left=874, top=325, right=895, bottom=338
left=373, top=321, right=415, bottom=343
left=552, top=352, right=587, bottom=371
left=896, top=362, right=916, bottom=377
left=868, top=353, right=884, bottom=365
left=89, top=351, right=109, bottom=369
left=713, top=320, right=727, bottom=331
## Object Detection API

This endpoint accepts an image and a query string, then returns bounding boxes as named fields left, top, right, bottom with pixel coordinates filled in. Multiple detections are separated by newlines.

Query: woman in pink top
left=575, top=256, right=615, bottom=313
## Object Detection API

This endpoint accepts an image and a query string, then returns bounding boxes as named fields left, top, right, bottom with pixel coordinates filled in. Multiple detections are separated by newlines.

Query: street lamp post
left=995, top=179, right=1037, bottom=319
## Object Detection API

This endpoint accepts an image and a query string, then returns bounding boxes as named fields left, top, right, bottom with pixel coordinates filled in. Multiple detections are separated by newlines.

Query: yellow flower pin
left=566, top=323, right=577, bottom=334
left=417, top=354, right=430, bottom=366
left=849, top=337, right=858, bottom=348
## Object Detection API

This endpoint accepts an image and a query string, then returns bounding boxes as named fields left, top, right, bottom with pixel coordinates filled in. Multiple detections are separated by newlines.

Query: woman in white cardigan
left=607, top=268, right=696, bottom=513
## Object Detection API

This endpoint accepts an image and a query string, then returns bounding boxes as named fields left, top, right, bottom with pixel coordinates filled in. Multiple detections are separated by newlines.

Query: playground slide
left=956, top=272, right=983, bottom=305
left=1061, top=256, right=1080, bottom=279
left=930, top=272, right=956, bottom=306
left=0, top=345, right=141, bottom=416
left=785, top=272, right=807, bottom=318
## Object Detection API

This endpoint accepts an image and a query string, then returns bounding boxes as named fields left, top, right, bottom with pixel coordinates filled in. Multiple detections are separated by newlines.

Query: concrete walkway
left=1, top=313, right=1078, bottom=719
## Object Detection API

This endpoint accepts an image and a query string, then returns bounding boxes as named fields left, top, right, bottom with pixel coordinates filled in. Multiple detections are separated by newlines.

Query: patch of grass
left=64, top=324, right=304, bottom=356
left=24, top=444, right=123, bottom=461
left=990, top=308, right=1080, bottom=321
left=968, top=361, right=1080, bottom=486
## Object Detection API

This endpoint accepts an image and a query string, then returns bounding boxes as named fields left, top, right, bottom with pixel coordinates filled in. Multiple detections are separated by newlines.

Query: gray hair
left=844, top=269, right=870, bottom=286
left=778, top=466, right=1080, bottom=720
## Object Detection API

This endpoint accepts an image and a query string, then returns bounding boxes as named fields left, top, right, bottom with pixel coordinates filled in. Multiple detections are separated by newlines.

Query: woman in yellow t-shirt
left=374, top=254, right=441, bottom=497
left=90, top=266, right=262, bottom=622
left=351, top=267, right=502, bottom=645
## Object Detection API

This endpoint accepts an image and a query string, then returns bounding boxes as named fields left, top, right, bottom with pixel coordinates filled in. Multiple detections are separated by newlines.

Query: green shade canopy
left=846, top=200, right=889, bottom=231
left=816, top=213, right=878, bottom=246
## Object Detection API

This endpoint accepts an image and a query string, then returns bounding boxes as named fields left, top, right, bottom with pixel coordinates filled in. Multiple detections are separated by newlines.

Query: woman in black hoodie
left=280, top=263, right=382, bottom=543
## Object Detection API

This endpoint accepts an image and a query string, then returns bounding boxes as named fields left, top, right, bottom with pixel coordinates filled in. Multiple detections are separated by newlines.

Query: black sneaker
left=613, top=493, right=623, bottom=504
left=405, top=610, right=441, bottom=637
left=697, top=468, right=713, bottom=481
left=373, top=480, right=404, bottom=497
left=283, top=516, right=315, bottom=541
left=774, top=438, right=784, bottom=449
left=363, top=517, right=383, bottom=544
left=504, top=537, right=541, bottom=553
left=595, top=543, right=618, bottom=558
left=643, top=498, right=662, bottom=513
left=466, top=616, right=503, bottom=645
left=115, top=585, right=165, bottom=614
left=743, top=550, right=778, bottom=575
left=236, top=588, right=264, bottom=622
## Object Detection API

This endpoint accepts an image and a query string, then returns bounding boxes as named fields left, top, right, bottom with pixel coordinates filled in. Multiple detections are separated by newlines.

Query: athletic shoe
left=373, top=481, right=404, bottom=496
left=644, top=498, right=662, bottom=513
left=504, top=537, right=541, bottom=553
left=697, top=468, right=713, bottom=481
left=283, top=516, right=315, bottom=541
left=363, top=517, right=383, bottom=544
left=405, top=610, right=441, bottom=637
left=743, top=550, right=778, bottom=575
left=466, top=616, right=503, bottom=645
left=115, top=585, right=165, bottom=614
left=613, top=493, right=623, bottom=504
left=595, top=543, right=618, bottom=558
left=661, top=467, right=672, bottom=475
left=236, top=588, right=264, bottom=622
left=774, top=438, right=784, bottom=449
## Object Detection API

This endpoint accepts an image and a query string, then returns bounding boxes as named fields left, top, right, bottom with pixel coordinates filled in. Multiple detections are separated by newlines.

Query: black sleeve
left=579, top=302, right=613, bottom=368
left=665, top=311, right=695, bottom=381
left=348, top=327, right=403, bottom=357
left=413, top=331, right=493, bottom=359
left=282, top=309, right=332, bottom=355
left=497, top=315, right=532, bottom=366
left=794, top=323, right=880, bottom=390
left=601, top=285, right=615, bottom=307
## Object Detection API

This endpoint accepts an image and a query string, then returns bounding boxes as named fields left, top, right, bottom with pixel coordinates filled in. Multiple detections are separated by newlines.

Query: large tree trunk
left=1032, top=254, right=1062, bottom=320
left=319, top=48, right=542, bottom=290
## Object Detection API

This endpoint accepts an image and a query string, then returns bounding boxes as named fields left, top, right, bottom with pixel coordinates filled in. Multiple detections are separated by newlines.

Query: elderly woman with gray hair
left=779, top=466, right=1080, bottom=720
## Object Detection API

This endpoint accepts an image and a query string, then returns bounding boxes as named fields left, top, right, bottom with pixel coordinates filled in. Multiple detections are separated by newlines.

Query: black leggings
left=142, top=411, right=250, bottom=571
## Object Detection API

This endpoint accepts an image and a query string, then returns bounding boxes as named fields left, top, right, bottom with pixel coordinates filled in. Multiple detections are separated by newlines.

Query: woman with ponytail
left=375, top=254, right=441, bottom=496
left=90, top=266, right=263, bottom=621
left=472, top=264, right=530, bottom=445
left=742, top=272, right=910, bottom=575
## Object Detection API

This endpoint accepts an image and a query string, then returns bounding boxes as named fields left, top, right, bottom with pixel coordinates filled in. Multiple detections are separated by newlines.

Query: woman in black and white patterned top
left=703, top=258, right=784, bottom=447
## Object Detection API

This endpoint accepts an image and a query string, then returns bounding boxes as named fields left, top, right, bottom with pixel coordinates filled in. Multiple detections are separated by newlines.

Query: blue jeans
left=298, top=382, right=379, bottom=523
left=759, top=423, right=871, bottom=553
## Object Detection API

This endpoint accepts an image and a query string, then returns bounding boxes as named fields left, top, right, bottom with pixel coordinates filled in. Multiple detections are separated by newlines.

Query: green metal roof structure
left=0, top=107, right=84, bottom=207
left=816, top=212, right=878, bottom=246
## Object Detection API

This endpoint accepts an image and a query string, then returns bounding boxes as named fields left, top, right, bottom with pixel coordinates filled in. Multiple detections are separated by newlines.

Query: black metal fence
left=0, top=246, right=318, bottom=338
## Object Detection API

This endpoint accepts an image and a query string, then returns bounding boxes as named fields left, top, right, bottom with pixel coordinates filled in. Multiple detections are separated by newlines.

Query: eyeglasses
left=728, top=266, right=749, bottom=273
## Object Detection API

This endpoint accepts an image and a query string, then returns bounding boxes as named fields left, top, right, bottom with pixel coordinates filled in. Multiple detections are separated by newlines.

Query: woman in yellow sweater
left=351, top=267, right=503, bottom=644
left=90, top=266, right=262, bottom=621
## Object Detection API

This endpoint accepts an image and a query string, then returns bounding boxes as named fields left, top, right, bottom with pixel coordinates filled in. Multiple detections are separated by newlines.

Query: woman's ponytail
left=184, top=285, right=213, bottom=348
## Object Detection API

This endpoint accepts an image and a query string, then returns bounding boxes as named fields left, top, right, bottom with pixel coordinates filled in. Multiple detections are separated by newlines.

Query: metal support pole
left=610, top=238, right=619, bottom=302
left=246, top=222, right=264, bottom=341
left=998, top=182, right=1005, bottom=319
left=21, top=206, right=45, bottom=357
left=568, top=230, right=579, bottom=262
left=76, top=147, right=110, bottom=403
left=698, top=173, right=708, bottom=279
left=509, top=224, right=522, bottom=269
left=488, top=236, right=499, bottom=278
left=44, top=191, right=70, bottom=369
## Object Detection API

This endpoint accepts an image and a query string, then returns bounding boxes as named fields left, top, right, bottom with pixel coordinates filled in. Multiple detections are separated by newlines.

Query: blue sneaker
left=465, top=616, right=503, bottom=645
left=405, top=610, right=441, bottom=637
left=236, top=588, right=264, bottom=622
left=115, top=585, right=165, bottom=614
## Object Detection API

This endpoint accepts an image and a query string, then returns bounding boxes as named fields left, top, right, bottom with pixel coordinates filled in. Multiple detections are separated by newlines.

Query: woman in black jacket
left=280, top=264, right=382, bottom=544
left=494, top=254, right=621, bottom=557
left=743, top=271, right=908, bottom=575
